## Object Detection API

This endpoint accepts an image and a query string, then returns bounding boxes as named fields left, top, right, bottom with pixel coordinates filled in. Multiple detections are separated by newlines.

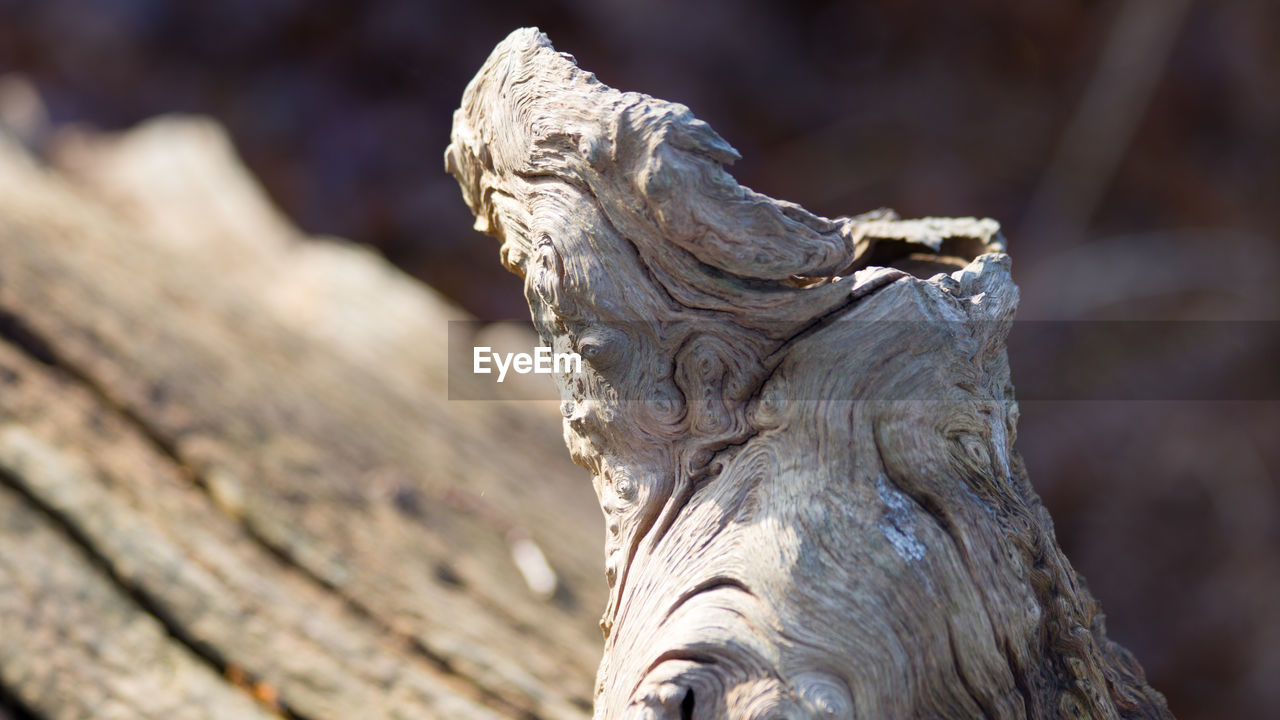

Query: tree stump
left=447, top=29, right=1173, bottom=720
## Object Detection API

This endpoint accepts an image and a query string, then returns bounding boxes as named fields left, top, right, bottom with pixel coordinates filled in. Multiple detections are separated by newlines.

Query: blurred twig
left=1022, top=0, right=1194, bottom=243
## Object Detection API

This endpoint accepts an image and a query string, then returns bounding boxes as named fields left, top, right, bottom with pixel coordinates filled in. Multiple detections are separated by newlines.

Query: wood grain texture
left=0, top=117, right=605, bottom=719
left=447, top=28, right=1174, bottom=720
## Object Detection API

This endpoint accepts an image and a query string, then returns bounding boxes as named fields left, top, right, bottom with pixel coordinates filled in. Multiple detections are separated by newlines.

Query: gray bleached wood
left=0, top=116, right=603, bottom=719
left=447, top=28, right=1174, bottom=719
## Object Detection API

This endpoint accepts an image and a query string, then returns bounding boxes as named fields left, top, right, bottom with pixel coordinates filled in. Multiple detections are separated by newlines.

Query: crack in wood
left=0, top=466, right=304, bottom=720
left=0, top=301, right=545, bottom=719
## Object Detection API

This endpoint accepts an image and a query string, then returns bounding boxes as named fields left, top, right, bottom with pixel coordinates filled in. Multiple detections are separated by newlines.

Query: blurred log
left=0, top=114, right=605, bottom=719
left=447, top=29, right=1174, bottom=719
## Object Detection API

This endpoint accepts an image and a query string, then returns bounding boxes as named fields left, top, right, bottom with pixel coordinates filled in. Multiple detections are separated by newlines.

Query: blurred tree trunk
left=0, top=117, right=605, bottom=720
left=447, top=29, right=1174, bottom=719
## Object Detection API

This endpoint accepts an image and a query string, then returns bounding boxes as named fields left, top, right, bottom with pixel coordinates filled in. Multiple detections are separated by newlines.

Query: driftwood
left=0, top=116, right=606, bottom=718
left=447, top=29, right=1173, bottom=719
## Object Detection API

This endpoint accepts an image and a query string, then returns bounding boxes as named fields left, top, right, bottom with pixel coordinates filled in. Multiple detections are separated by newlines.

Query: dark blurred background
left=1, top=1, right=1276, bottom=718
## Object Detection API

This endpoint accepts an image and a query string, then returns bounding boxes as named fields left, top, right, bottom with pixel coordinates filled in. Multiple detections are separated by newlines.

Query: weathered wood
left=0, top=474, right=278, bottom=720
left=447, top=29, right=1173, bottom=719
left=0, top=116, right=605, bottom=718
